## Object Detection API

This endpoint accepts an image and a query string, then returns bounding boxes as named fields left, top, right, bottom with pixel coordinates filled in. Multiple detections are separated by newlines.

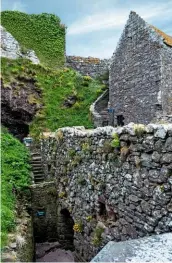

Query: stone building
left=108, top=11, right=172, bottom=126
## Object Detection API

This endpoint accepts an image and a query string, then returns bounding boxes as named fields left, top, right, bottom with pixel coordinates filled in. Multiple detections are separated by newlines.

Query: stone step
left=30, top=160, right=42, bottom=164
left=31, top=157, right=42, bottom=161
left=31, top=164, right=43, bottom=168
left=34, top=180, right=44, bottom=184
left=34, top=175, right=44, bottom=179
left=34, top=173, right=44, bottom=178
left=32, top=170, right=44, bottom=174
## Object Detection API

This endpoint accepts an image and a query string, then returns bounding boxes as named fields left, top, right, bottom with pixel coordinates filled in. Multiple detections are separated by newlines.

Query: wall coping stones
left=91, top=233, right=172, bottom=262
left=42, top=123, right=172, bottom=138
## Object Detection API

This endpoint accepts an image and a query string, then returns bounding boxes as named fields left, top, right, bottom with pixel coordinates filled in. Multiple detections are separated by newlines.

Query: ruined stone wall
left=40, top=124, right=172, bottom=261
left=109, top=12, right=171, bottom=125
left=66, top=56, right=110, bottom=77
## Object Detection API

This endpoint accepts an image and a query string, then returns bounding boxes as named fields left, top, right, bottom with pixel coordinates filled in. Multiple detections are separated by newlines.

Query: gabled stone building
left=109, top=11, right=172, bottom=126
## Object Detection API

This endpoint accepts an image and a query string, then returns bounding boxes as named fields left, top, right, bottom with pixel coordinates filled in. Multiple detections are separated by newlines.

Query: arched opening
left=57, top=208, right=75, bottom=251
left=98, top=201, right=108, bottom=221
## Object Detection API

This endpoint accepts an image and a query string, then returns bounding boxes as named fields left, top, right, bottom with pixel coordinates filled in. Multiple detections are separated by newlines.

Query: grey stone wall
left=66, top=56, right=110, bottom=77
left=109, top=11, right=172, bottom=125
left=30, top=182, right=58, bottom=243
left=40, top=124, right=172, bottom=261
left=161, top=47, right=172, bottom=115
left=0, top=26, right=40, bottom=64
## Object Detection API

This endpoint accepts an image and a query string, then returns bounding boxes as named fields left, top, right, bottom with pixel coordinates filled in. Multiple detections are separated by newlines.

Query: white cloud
left=12, top=1, right=27, bottom=12
left=67, top=2, right=172, bottom=35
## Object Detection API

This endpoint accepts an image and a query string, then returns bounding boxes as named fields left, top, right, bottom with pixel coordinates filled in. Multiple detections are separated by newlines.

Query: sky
left=1, top=0, right=172, bottom=58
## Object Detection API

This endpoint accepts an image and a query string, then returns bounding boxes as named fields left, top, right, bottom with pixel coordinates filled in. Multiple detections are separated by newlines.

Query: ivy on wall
left=1, top=11, right=66, bottom=68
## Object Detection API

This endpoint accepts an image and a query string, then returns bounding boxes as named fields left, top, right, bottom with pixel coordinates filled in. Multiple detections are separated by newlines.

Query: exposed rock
left=1, top=78, right=42, bottom=139
left=63, top=95, right=77, bottom=108
left=1, top=25, right=40, bottom=64
left=36, top=241, right=61, bottom=259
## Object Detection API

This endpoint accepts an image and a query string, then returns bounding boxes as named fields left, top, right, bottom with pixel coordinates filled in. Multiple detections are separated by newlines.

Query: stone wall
left=66, top=56, right=110, bottom=77
left=109, top=11, right=172, bottom=125
left=30, top=182, right=58, bottom=243
left=40, top=124, right=172, bottom=261
left=0, top=25, right=39, bottom=64
left=161, top=47, right=172, bottom=115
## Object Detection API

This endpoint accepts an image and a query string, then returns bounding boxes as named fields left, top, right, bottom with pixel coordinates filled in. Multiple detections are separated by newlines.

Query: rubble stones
left=40, top=123, right=172, bottom=261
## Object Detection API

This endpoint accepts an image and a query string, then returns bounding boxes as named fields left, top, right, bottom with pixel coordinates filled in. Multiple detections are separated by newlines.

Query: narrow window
left=117, top=115, right=124, bottom=126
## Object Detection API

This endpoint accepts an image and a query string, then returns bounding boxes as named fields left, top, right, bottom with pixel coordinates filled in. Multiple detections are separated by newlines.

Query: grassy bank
left=1, top=127, right=31, bottom=247
left=2, top=57, right=106, bottom=138
left=1, top=11, right=65, bottom=68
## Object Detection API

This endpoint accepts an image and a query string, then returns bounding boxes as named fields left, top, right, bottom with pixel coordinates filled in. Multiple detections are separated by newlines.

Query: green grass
left=1, top=127, right=31, bottom=247
left=2, top=57, right=105, bottom=138
left=1, top=11, right=65, bottom=68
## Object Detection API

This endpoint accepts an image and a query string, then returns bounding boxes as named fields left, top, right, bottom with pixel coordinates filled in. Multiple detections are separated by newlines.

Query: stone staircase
left=90, top=89, right=109, bottom=127
left=100, top=109, right=109, bottom=126
left=30, top=152, right=44, bottom=184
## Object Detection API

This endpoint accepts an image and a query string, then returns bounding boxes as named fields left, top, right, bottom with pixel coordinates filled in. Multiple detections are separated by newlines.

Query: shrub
left=83, top=76, right=92, bottom=81
left=92, top=227, right=104, bottom=246
left=110, top=133, right=120, bottom=148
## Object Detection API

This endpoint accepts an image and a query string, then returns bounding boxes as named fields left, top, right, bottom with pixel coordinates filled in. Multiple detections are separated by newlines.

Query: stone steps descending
left=30, top=150, right=45, bottom=184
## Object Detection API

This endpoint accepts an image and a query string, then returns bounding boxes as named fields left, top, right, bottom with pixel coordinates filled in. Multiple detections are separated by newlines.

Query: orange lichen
left=150, top=25, right=172, bottom=47
left=68, top=56, right=100, bottom=64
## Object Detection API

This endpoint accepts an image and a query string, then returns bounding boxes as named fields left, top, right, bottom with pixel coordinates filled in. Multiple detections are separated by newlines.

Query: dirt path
left=35, top=242, right=74, bottom=262
left=36, top=248, right=74, bottom=262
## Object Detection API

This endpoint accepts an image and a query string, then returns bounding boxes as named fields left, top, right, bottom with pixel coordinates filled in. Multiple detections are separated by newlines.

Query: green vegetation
left=1, top=127, right=31, bottom=247
left=92, top=226, right=104, bottom=246
left=73, top=221, right=83, bottom=233
left=1, top=11, right=65, bottom=68
left=134, top=124, right=146, bottom=137
left=110, top=133, right=120, bottom=148
left=2, top=58, right=105, bottom=138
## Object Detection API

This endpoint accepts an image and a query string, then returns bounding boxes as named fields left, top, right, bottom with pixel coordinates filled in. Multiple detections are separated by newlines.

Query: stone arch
left=57, top=206, right=75, bottom=251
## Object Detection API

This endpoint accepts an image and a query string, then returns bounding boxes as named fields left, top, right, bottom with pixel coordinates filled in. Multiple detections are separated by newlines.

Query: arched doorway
left=57, top=208, right=75, bottom=251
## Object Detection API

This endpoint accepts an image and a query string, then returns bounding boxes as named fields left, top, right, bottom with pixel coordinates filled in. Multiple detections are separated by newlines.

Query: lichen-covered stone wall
left=66, top=56, right=110, bottom=77
left=40, top=124, right=172, bottom=261
left=109, top=12, right=172, bottom=125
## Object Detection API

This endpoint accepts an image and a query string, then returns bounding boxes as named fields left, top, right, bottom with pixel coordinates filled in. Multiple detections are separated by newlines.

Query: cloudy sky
left=2, top=0, right=172, bottom=58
